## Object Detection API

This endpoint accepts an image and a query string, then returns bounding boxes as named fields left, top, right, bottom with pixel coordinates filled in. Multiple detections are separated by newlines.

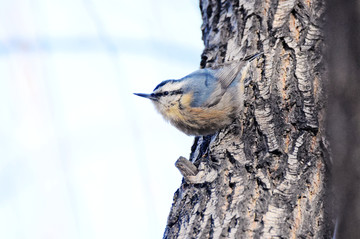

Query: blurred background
left=0, top=0, right=203, bottom=238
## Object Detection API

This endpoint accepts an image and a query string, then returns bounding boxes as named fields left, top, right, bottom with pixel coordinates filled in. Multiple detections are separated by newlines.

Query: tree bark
left=164, top=0, right=333, bottom=238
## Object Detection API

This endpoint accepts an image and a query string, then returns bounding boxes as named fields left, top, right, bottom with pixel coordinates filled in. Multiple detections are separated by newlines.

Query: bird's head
left=134, top=79, right=189, bottom=114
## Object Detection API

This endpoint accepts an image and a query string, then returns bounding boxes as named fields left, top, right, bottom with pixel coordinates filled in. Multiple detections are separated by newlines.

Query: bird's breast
left=164, top=93, right=192, bottom=118
left=157, top=92, right=236, bottom=135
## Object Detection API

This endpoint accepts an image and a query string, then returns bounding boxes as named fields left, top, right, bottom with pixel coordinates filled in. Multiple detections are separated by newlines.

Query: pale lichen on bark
left=164, top=0, right=332, bottom=238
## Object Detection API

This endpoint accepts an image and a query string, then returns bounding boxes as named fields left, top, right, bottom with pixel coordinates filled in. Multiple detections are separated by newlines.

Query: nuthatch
left=134, top=52, right=263, bottom=136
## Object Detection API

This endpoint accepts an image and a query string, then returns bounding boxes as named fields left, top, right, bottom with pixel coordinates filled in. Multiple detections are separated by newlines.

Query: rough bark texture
left=164, top=0, right=333, bottom=238
left=327, top=0, right=360, bottom=238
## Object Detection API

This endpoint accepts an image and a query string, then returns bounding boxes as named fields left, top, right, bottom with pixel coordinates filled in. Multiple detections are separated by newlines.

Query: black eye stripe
left=153, top=90, right=183, bottom=97
left=173, top=90, right=183, bottom=95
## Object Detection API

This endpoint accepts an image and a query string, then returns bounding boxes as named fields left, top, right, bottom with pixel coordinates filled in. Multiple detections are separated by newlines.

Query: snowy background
left=0, top=0, right=203, bottom=238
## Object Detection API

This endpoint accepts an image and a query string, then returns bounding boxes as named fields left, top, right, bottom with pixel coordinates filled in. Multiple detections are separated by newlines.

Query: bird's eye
left=163, top=91, right=169, bottom=96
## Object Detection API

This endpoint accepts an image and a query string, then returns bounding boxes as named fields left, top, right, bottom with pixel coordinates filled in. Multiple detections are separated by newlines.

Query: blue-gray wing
left=182, top=64, right=243, bottom=108
left=182, top=53, right=262, bottom=108
left=181, top=69, right=218, bottom=107
left=213, top=52, right=263, bottom=90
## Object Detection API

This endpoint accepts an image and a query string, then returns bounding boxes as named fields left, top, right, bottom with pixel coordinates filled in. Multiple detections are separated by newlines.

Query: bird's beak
left=133, top=93, right=157, bottom=100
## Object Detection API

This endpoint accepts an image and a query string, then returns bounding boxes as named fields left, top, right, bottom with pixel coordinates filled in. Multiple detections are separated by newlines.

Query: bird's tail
left=243, top=52, right=264, bottom=62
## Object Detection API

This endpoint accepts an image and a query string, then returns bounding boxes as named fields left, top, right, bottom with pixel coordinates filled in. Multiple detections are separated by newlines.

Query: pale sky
left=0, top=0, right=203, bottom=238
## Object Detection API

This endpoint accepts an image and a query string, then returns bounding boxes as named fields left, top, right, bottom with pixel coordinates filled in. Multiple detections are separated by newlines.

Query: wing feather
left=203, top=52, right=263, bottom=107
left=184, top=52, right=263, bottom=108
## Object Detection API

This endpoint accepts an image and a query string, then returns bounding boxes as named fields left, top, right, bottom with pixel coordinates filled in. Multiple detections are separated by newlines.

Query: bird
left=134, top=52, right=263, bottom=136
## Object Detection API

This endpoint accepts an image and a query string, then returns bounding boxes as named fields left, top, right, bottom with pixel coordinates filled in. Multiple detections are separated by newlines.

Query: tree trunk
left=164, top=0, right=333, bottom=238
left=327, top=0, right=360, bottom=238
